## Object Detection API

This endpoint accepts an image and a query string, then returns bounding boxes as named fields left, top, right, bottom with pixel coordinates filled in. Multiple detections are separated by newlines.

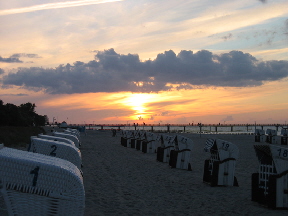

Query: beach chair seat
left=38, top=134, right=75, bottom=147
left=255, top=129, right=265, bottom=142
left=280, top=129, right=287, bottom=145
left=28, top=137, right=82, bottom=171
left=169, top=135, right=193, bottom=170
left=0, top=144, right=85, bottom=216
left=265, top=129, right=277, bottom=144
left=53, top=132, right=80, bottom=148
left=156, top=135, right=176, bottom=163
left=203, top=139, right=239, bottom=186
left=142, top=132, right=157, bottom=153
left=252, top=144, right=288, bottom=209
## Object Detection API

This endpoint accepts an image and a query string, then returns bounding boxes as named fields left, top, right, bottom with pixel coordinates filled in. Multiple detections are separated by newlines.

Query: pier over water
left=67, top=123, right=288, bottom=134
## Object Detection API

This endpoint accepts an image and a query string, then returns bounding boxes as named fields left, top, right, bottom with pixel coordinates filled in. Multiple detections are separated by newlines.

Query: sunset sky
left=1, top=0, right=288, bottom=125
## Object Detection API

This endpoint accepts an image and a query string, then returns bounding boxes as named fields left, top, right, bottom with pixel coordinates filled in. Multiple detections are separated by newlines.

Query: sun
left=124, top=93, right=154, bottom=119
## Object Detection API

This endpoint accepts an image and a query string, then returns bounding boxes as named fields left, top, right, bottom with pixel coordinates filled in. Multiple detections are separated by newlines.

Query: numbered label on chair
left=50, top=145, right=57, bottom=156
left=30, top=166, right=40, bottom=186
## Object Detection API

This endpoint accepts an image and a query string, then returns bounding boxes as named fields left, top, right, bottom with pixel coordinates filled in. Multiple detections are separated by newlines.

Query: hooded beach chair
left=255, top=129, right=265, bottom=142
left=142, top=132, right=157, bottom=153
left=252, top=144, right=288, bottom=209
left=28, top=137, right=82, bottom=171
left=0, top=144, right=85, bottom=216
left=38, top=134, right=75, bottom=147
left=135, top=131, right=146, bottom=151
left=156, top=135, right=176, bottom=163
left=265, top=129, right=277, bottom=144
left=53, top=132, right=80, bottom=148
left=280, top=129, right=287, bottom=145
left=169, top=135, right=193, bottom=170
left=203, top=139, right=239, bottom=186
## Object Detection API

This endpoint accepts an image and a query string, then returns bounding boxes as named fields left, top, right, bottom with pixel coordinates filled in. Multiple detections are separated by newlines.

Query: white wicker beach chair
left=255, top=129, right=265, bottom=142
left=0, top=144, right=85, bottom=216
left=142, top=132, right=157, bottom=153
left=169, top=135, right=194, bottom=170
left=135, top=131, right=146, bottom=151
left=280, top=129, right=288, bottom=145
left=120, top=130, right=133, bottom=147
left=252, top=144, right=288, bottom=209
left=265, top=129, right=277, bottom=144
left=53, top=132, right=80, bottom=148
left=156, top=135, right=176, bottom=163
left=203, top=139, right=239, bottom=186
left=28, top=137, right=82, bottom=171
left=38, top=134, right=75, bottom=147
left=64, top=129, right=81, bottom=140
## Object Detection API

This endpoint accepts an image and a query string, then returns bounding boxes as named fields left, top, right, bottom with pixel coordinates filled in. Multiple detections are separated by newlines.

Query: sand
left=81, top=130, right=287, bottom=216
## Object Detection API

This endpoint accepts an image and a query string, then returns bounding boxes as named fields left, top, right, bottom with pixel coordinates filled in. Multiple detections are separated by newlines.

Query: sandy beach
left=81, top=130, right=287, bottom=216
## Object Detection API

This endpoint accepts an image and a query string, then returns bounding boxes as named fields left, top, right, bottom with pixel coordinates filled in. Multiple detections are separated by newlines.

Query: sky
left=0, top=0, right=288, bottom=125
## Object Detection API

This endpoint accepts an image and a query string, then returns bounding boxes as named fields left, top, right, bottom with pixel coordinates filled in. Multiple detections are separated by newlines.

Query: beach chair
left=0, top=144, right=85, bottom=216
left=128, top=130, right=138, bottom=149
left=169, top=135, right=193, bottom=170
left=120, top=130, right=133, bottom=147
left=28, top=137, right=82, bottom=171
left=120, top=130, right=127, bottom=146
left=64, top=130, right=81, bottom=145
left=38, top=134, right=75, bottom=147
left=203, top=139, right=239, bottom=187
left=142, top=132, right=157, bottom=153
left=252, top=144, right=288, bottom=209
left=135, top=131, right=146, bottom=151
left=255, top=129, right=265, bottom=142
left=265, top=129, right=277, bottom=144
left=280, top=129, right=287, bottom=145
left=156, top=135, right=176, bottom=163
left=53, top=132, right=80, bottom=148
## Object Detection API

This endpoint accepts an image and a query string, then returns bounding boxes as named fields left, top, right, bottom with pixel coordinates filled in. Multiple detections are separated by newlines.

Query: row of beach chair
left=120, top=130, right=239, bottom=187
left=120, top=129, right=288, bottom=209
left=0, top=128, right=85, bottom=216
left=255, top=128, right=287, bottom=145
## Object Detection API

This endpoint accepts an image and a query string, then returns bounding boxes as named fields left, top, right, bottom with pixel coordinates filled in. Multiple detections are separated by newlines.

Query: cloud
left=259, top=0, right=267, bottom=3
left=10, top=53, right=41, bottom=59
left=0, top=93, right=29, bottom=96
left=0, top=56, right=22, bottom=63
left=2, top=49, right=288, bottom=94
left=0, top=68, right=4, bottom=75
left=221, top=116, right=234, bottom=122
left=0, top=0, right=123, bottom=16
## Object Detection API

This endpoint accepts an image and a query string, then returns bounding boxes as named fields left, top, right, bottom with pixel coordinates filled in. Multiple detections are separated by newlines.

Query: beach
left=81, top=130, right=287, bottom=216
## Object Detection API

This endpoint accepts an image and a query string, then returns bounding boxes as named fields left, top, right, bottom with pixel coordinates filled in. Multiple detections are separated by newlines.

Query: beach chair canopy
left=0, top=145, right=85, bottom=216
left=204, top=139, right=239, bottom=160
left=53, top=132, right=80, bottom=148
left=38, top=134, right=75, bottom=147
left=254, top=144, right=288, bottom=174
left=175, top=135, right=193, bottom=151
left=29, top=137, right=82, bottom=170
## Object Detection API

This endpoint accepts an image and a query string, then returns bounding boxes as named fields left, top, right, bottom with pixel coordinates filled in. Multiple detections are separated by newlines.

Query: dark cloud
left=0, top=56, right=23, bottom=63
left=0, top=68, right=4, bottom=75
left=2, top=49, right=288, bottom=94
left=0, top=93, right=29, bottom=96
left=259, top=0, right=267, bottom=3
left=10, top=53, right=41, bottom=58
left=0, top=53, right=41, bottom=63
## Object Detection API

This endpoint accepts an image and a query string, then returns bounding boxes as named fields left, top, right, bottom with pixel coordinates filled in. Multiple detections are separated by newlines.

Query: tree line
left=0, top=100, right=48, bottom=127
